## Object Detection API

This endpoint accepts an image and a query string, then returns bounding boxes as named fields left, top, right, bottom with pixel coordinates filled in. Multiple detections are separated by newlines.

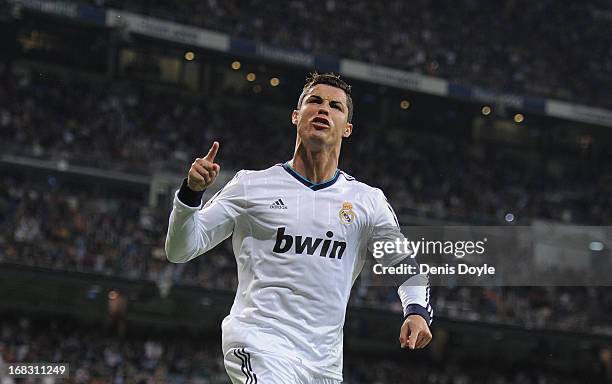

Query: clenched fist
left=399, top=315, right=432, bottom=350
left=188, top=141, right=221, bottom=191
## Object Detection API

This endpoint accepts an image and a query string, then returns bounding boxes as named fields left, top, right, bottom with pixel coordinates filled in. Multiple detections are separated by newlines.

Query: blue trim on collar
left=281, top=162, right=340, bottom=191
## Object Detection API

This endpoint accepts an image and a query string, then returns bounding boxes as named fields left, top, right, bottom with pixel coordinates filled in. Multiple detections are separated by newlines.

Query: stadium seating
left=81, top=0, right=612, bottom=108
left=1, top=314, right=607, bottom=383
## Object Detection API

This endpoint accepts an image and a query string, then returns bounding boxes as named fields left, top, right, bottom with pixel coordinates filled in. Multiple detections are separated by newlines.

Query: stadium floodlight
left=589, top=241, right=604, bottom=252
left=514, top=113, right=524, bottom=123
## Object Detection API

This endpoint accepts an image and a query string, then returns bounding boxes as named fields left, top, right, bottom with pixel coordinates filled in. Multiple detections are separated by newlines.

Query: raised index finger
left=204, top=141, right=220, bottom=162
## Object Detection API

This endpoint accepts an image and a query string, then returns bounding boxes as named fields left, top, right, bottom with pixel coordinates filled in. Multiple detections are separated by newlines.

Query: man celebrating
left=166, top=73, right=432, bottom=383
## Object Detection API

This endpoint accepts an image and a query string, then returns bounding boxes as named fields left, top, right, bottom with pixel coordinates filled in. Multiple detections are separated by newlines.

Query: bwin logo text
left=273, top=227, right=346, bottom=259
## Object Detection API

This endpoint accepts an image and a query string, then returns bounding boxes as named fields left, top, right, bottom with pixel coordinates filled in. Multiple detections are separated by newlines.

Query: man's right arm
left=165, top=142, right=246, bottom=263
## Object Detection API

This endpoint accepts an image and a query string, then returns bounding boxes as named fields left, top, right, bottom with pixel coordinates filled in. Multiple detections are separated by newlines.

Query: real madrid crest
left=339, top=202, right=356, bottom=224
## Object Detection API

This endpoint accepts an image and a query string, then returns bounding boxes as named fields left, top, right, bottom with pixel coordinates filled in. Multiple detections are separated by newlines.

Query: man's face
left=292, top=84, right=352, bottom=149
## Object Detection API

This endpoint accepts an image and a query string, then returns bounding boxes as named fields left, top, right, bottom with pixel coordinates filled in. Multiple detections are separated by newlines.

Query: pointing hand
left=187, top=141, right=221, bottom=191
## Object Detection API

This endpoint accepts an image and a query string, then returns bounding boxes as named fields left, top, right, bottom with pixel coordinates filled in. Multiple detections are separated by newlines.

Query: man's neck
left=290, top=147, right=339, bottom=184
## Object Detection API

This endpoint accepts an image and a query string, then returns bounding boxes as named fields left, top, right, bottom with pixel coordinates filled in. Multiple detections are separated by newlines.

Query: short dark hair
left=297, top=72, right=353, bottom=123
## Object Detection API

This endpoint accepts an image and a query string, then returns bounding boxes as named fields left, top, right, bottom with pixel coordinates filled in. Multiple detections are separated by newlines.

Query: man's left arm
left=368, top=190, right=433, bottom=350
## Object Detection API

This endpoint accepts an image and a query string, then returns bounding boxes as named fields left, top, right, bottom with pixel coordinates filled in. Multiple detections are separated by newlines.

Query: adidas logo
left=269, top=198, right=288, bottom=209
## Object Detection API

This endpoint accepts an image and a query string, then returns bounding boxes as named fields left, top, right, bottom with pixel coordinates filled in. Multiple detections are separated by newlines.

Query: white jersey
left=166, top=163, right=432, bottom=381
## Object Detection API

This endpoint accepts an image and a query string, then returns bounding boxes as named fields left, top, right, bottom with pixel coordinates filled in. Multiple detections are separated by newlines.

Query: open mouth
left=312, top=117, right=330, bottom=130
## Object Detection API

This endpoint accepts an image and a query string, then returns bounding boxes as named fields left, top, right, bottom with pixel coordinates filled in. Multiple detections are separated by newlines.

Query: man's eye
left=332, top=104, right=342, bottom=110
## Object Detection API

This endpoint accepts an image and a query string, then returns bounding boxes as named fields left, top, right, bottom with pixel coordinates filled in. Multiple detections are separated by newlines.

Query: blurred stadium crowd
left=2, top=170, right=612, bottom=335
left=1, top=67, right=611, bottom=337
left=2, top=2, right=612, bottom=382
left=0, top=316, right=607, bottom=383
left=2, top=69, right=610, bottom=225
left=83, top=0, right=612, bottom=108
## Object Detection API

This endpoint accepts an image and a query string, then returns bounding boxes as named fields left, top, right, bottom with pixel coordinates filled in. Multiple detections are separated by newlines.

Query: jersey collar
left=281, top=162, right=340, bottom=191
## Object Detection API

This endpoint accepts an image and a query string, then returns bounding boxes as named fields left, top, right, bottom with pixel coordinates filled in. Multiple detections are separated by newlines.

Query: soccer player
left=166, top=73, right=433, bottom=383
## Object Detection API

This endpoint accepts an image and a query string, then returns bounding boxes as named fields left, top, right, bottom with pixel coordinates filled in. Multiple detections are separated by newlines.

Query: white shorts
left=223, top=347, right=341, bottom=384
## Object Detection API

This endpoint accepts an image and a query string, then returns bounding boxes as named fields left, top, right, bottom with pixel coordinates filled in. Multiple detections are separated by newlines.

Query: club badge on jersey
left=338, top=202, right=355, bottom=224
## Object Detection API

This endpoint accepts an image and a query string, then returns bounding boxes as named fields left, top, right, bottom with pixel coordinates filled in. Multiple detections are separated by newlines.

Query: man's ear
left=291, top=110, right=299, bottom=126
left=343, top=123, right=353, bottom=138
